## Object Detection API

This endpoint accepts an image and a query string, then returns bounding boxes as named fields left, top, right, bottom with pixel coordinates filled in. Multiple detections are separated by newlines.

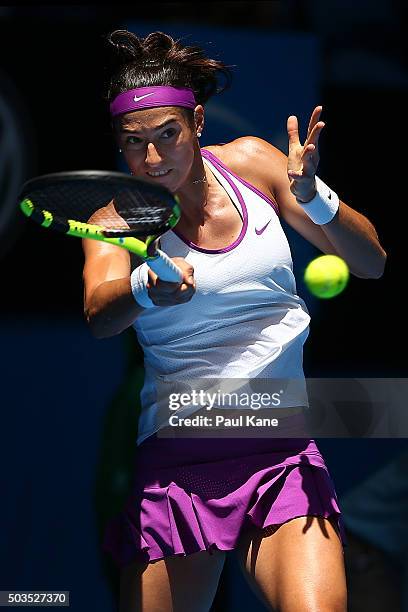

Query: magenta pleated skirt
left=103, top=414, right=347, bottom=568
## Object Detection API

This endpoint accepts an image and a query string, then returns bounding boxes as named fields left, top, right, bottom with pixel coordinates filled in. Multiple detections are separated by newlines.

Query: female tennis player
left=84, top=30, right=387, bottom=611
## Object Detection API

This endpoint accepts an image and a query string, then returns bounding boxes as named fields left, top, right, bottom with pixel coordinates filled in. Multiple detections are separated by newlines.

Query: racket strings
left=27, top=181, right=174, bottom=234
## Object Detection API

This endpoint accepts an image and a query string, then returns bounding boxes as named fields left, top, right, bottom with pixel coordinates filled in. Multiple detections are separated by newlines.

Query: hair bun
left=143, top=32, right=174, bottom=56
left=106, top=30, right=144, bottom=63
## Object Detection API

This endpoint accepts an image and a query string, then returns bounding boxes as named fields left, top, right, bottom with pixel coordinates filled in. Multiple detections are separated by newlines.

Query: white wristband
left=130, top=263, right=155, bottom=309
left=296, top=175, right=339, bottom=225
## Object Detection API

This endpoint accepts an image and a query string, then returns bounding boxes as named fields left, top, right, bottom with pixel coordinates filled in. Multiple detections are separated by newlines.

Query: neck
left=175, top=154, right=211, bottom=226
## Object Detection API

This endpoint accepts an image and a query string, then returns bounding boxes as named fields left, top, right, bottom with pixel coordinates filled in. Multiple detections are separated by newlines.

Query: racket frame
left=19, top=171, right=184, bottom=282
left=19, top=190, right=181, bottom=261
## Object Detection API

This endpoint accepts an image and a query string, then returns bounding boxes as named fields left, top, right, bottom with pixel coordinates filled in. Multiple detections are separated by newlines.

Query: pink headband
left=110, top=86, right=197, bottom=117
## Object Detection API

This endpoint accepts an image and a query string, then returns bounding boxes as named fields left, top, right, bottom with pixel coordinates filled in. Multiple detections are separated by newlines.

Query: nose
left=145, top=142, right=163, bottom=166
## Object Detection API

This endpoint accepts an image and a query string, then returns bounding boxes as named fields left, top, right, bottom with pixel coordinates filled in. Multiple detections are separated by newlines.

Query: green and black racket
left=18, top=170, right=183, bottom=282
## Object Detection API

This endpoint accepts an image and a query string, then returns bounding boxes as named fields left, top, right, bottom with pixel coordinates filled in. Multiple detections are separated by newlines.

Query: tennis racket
left=18, top=170, right=183, bottom=282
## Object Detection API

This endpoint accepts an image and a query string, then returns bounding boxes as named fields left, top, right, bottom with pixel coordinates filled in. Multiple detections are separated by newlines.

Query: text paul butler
left=169, top=414, right=279, bottom=428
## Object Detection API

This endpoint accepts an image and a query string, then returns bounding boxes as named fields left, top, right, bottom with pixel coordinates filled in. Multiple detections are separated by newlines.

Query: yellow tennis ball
left=304, top=255, right=349, bottom=299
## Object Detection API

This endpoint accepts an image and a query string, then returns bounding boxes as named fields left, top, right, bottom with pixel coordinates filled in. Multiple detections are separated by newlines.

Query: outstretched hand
left=287, top=106, right=325, bottom=202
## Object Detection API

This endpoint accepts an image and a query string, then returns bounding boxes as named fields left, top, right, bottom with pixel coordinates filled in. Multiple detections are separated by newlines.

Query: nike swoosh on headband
left=133, top=92, right=156, bottom=102
left=255, top=219, right=271, bottom=235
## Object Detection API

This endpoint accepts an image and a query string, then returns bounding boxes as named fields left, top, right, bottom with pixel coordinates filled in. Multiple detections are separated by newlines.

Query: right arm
left=83, top=239, right=142, bottom=339
left=82, top=239, right=196, bottom=339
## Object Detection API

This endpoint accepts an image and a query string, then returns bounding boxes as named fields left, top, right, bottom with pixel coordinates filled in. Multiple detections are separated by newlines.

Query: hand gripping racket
left=18, top=170, right=183, bottom=282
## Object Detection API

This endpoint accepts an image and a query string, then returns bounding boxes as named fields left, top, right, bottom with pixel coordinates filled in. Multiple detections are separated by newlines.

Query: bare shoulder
left=205, top=136, right=285, bottom=165
left=203, top=137, right=288, bottom=200
left=204, top=139, right=341, bottom=257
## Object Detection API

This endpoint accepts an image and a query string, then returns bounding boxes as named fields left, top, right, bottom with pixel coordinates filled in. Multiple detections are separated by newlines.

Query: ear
left=194, top=105, right=205, bottom=136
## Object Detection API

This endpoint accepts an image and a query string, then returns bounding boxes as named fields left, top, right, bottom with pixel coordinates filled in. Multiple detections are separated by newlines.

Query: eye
left=126, top=135, right=143, bottom=145
left=161, top=128, right=176, bottom=139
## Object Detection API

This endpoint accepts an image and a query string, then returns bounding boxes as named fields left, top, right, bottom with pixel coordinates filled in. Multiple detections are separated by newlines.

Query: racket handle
left=147, top=249, right=183, bottom=282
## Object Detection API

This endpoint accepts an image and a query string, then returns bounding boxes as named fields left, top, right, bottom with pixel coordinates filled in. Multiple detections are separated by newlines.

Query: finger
left=288, top=170, right=311, bottom=181
left=305, top=121, right=325, bottom=147
left=300, top=145, right=319, bottom=167
left=306, top=106, right=323, bottom=139
left=171, top=257, right=195, bottom=285
left=288, top=171, right=303, bottom=180
left=289, top=165, right=317, bottom=181
left=287, top=115, right=300, bottom=148
left=175, top=282, right=196, bottom=295
left=300, top=143, right=316, bottom=160
left=147, top=268, right=158, bottom=285
left=184, top=275, right=195, bottom=287
left=288, top=154, right=317, bottom=179
left=287, top=148, right=302, bottom=172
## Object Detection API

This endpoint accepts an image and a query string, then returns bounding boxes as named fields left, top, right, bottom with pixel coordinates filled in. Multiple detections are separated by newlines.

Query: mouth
left=146, top=169, right=172, bottom=178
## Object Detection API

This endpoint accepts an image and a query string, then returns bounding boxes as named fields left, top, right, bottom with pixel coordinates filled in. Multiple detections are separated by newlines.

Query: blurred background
left=0, top=2, right=407, bottom=611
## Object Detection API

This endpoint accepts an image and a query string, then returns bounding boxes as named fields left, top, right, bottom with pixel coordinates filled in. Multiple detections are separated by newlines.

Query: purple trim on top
left=173, top=157, right=249, bottom=254
left=201, top=148, right=280, bottom=216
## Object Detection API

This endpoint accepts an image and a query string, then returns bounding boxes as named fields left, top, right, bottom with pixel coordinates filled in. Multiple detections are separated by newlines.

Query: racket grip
left=147, top=249, right=183, bottom=282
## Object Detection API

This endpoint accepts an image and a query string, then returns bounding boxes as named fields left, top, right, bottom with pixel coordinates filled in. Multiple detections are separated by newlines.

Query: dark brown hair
left=103, top=30, right=233, bottom=127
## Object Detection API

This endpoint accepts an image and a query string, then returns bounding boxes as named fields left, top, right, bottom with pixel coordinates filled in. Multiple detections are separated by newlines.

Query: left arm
left=229, top=109, right=387, bottom=279
left=310, top=199, right=386, bottom=279
left=285, top=106, right=387, bottom=279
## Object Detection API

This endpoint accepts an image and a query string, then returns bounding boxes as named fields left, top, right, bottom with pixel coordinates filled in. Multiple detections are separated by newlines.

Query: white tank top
left=133, top=149, right=311, bottom=445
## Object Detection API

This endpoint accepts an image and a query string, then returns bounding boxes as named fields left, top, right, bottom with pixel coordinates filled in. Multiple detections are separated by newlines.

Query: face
left=115, top=106, right=202, bottom=192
